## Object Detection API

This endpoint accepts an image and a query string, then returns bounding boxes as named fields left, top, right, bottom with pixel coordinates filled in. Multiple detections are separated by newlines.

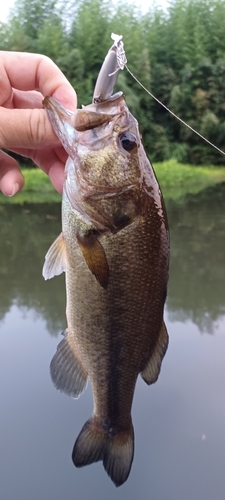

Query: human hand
left=0, top=51, right=77, bottom=196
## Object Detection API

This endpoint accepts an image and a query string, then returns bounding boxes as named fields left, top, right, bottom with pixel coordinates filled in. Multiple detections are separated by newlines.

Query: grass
left=0, top=168, right=61, bottom=204
left=154, top=160, right=225, bottom=199
left=0, top=160, right=225, bottom=204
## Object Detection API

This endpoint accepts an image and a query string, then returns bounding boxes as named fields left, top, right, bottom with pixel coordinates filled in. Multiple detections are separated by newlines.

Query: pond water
left=0, top=183, right=225, bottom=500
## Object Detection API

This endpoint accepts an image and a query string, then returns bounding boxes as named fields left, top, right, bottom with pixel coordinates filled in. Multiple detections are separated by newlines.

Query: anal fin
left=77, top=231, right=109, bottom=288
left=141, top=321, right=169, bottom=385
left=50, top=330, right=88, bottom=399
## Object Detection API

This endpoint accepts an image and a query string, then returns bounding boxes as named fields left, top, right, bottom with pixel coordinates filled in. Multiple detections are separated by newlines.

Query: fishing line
left=111, top=33, right=225, bottom=156
left=125, top=65, right=225, bottom=157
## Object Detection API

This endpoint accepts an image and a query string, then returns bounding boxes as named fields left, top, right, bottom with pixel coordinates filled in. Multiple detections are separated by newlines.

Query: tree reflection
left=0, top=204, right=66, bottom=335
left=166, top=183, right=225, bottom=332
left=0, top=184, right=225, bottom=335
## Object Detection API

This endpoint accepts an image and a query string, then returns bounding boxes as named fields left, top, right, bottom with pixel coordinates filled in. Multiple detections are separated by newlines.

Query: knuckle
left=29, top=109, right=49, bottom=146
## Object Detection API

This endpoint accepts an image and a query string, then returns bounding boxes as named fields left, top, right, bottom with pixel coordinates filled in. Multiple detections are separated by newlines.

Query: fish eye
left=119, top=132, right=138, bottom=152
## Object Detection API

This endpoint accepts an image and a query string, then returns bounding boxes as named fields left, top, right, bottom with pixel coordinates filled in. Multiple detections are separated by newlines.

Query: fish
left=42, top=35, right=170, bottom=487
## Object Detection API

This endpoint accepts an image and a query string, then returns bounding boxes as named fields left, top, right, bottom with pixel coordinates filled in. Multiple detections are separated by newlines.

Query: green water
left=0, top=183, right=225, bottom=499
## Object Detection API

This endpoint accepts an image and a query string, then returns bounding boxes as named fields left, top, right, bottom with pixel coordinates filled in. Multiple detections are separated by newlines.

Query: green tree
left=2, top=0, right=225, bottom=165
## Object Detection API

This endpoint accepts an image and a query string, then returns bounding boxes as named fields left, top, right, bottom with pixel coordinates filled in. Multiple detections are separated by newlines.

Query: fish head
left=71, top=93, right=142, bottom=189
left=43, top=93, right=157, bottom=230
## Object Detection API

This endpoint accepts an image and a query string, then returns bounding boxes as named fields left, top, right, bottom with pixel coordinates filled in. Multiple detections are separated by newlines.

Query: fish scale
left=42, top=40, right=169, bottom=487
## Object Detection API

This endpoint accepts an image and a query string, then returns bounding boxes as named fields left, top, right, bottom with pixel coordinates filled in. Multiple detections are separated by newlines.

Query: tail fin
left=72, top=417, right=134, bottom=487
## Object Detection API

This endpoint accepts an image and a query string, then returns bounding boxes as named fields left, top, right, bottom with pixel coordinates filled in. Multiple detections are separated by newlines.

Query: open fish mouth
left=43, top=34, right=127, bottom=141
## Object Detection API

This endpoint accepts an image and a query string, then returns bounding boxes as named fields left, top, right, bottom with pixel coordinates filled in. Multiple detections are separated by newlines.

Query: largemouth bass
left=43, top=36, right=169, bottom=487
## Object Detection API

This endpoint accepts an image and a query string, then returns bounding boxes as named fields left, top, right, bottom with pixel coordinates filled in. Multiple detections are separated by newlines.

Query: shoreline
left=0, top=160, right=225, bottom=204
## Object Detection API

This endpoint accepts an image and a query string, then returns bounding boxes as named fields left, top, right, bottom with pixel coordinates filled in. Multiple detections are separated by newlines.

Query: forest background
left=1, top=0, right=225, bottom=168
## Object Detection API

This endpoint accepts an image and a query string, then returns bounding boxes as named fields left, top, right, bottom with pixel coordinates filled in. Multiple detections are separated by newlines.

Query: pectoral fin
left=141, top=321, right=169, bottom=385
left=42, top=232, right=67, bottom=280
left=77, top=232, right=109, bottom=289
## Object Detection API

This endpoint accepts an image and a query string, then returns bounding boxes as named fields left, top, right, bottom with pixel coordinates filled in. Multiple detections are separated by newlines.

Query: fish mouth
left=43, top=96, right=74, bottom=117
left=42, top=96, right=76, bottom=133
left=74, top=93, right=126, bottom=132
left=43, top=93, right=125, bottom=133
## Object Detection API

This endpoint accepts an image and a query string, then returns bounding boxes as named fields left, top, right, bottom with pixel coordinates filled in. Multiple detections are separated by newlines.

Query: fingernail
left=8, top=182, right=20, bottom=197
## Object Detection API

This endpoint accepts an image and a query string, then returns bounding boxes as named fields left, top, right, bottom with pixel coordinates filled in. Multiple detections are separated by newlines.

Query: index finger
left=0, top=51, right=77, bottom=110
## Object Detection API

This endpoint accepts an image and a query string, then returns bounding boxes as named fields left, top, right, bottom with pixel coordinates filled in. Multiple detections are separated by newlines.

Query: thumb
left=0, top=107, right=59, bottom=150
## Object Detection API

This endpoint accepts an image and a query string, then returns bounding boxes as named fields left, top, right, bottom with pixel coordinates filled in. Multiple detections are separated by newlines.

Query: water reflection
left=166, top=183, right=225, bottom=332
left=0, top=186, right=225, bottom=499
left=1, top=183, right=225, bottom=333
left=1, top=307, right=225, bottom=500
left=0, top=203, right=65, bottom=334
